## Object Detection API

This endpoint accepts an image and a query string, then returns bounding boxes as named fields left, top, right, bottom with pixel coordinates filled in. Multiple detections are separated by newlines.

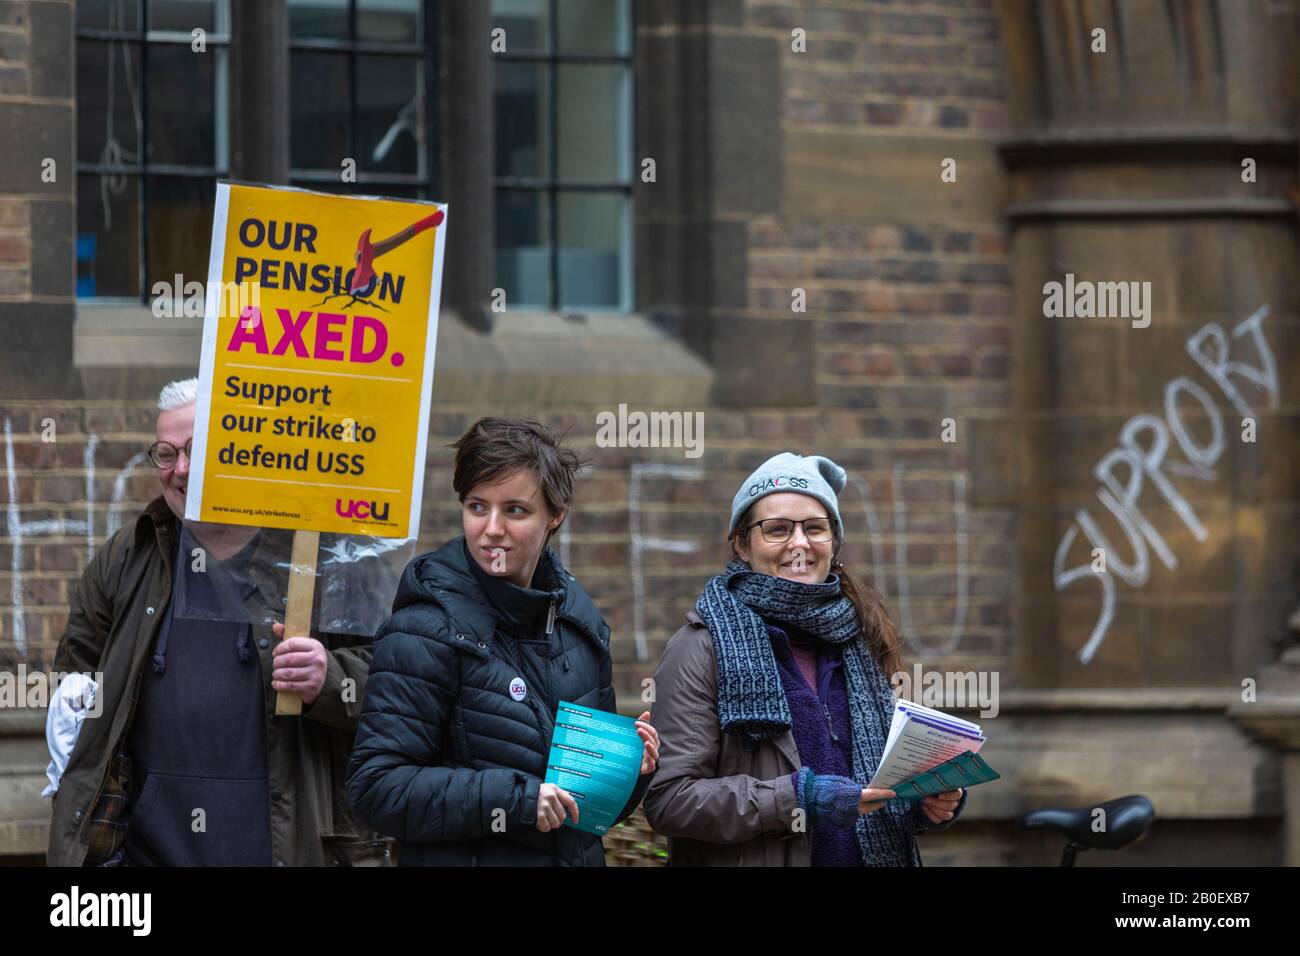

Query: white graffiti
left=1055, top=305, right=1277, bottom=665
left=628, top=462, right=702, bottom=661
left=844, top=468, right=971, bottom=658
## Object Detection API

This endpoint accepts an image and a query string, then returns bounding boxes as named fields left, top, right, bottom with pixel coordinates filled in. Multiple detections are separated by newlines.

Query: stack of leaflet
left=867, top=699, right=1000, bottom=801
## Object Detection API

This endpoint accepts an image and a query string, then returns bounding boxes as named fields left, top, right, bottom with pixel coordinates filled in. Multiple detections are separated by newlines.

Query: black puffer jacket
left=346, top=535, right=651, bottom=865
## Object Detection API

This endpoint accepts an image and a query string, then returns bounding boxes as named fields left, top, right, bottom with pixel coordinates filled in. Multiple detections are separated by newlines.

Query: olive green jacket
left=48, top=496, right=389, bottom=867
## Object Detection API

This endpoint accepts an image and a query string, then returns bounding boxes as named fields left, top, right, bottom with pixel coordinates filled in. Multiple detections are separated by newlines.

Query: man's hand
left=921, top=788, right=963, bottom=825
left=270, top=622, right=328, bottom=705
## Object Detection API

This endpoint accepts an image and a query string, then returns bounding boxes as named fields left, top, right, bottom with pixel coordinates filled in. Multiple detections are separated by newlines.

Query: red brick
left=20, top=576, right=64, bottom=606
left=828, top=349, right=897, bottom=377
left=36, top=542, right=85, bottom=572
left=5, top=440, right=55, bottom=468
left=36, top=475, right=85, bottom=504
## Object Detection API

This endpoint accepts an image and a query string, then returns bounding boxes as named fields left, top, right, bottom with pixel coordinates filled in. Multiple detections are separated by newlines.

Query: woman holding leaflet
left=347, top=418, right=659, bottom=865
left=644, top=452, right=966, bottom=865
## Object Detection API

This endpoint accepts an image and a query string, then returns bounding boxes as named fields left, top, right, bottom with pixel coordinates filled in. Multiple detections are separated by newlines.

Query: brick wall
left=742, top=0, right=1015, bottom=665
left=0, top=3, right=36, bottom=298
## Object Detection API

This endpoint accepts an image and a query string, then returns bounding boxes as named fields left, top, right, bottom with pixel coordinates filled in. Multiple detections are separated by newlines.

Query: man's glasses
left=741, top=517, right=835, bottom=544
left=148, top=440, right=192, bottom=469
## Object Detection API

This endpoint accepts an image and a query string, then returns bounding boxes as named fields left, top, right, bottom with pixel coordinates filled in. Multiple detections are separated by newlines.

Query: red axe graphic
left=348, top=208, right=444, bottom=297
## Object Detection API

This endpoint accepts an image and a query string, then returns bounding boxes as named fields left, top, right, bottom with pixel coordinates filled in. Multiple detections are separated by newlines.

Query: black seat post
left=1061, top=841, right=1085, bottom=867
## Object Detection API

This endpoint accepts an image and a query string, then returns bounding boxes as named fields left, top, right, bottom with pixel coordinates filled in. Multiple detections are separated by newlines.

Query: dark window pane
left=491, top=0, right=550, bottom=53
left=292, top=180, right=353, bottom=195
left=558, top=0, right=629, bottom=55
left=557, top=191, right=626, bottom=309
left=147, top=177, right=216, bottom=295
left=149, top=0, right=222, bottom=33
left=77, top=173, right=140, bottom=298
left=77, top=40, right=143, bottom=166
left=357, top=55, right=422, bottom=176
left=362, top=185, right=424, bottom=201
left=77, top=0, right=141, bottom=31
left=496, top=189, right=550, bottom=308
left=358, top=0, right=420, bottom=43
left=557, top=64, right=628, bottom=183
left=290, top=52, right=351, bottom=171
left=496, top=62, right=549, bottom=179
left=147, top=45, right=215, bottom=166
left=289, top=0, right=348, bottom=40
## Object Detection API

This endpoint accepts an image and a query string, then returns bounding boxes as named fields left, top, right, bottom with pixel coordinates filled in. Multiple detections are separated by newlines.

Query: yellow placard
left=187, top=182, right=447, bottom=538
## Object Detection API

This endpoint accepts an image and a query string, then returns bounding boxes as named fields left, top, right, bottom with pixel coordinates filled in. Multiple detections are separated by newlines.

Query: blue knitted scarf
left=695, top=558, right=921, bottom=866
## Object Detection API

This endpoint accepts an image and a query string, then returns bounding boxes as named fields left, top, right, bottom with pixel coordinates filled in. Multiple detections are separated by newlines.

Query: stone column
left=997, top=0, right=1298, bottom=689
left=230, top=0, right=289, bottom=185
left=439, top=0, right=494, bottom=331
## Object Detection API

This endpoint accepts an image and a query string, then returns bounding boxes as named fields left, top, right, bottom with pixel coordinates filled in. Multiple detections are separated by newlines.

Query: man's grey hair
left=158, top=377, right=199, bottom=411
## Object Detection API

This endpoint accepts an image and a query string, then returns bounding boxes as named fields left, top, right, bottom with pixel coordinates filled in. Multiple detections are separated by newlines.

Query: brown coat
left=644, top=611, right=810, bottom=865
left=48, top=496, right=389, bottom=867
left=645, top=611, right=951, bottom=866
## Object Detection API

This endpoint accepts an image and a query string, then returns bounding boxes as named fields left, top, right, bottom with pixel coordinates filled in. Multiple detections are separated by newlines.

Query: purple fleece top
left=767, top=623, right=863, bottom=867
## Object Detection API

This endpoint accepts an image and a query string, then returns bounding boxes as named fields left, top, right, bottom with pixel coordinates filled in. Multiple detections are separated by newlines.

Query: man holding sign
left=47, top=379, right=387, bottom=867
left=49, top=181, right=450, bottom=866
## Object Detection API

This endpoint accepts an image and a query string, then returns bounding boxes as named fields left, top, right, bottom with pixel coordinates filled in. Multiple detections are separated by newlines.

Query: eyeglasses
left=740, top=517, right=836, bottom=544
left=148, top=440, right=192, bottom=469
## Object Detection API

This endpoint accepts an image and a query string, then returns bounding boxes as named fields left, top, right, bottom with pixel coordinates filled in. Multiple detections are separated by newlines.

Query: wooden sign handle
left=276, top=529, right=321, bottom=716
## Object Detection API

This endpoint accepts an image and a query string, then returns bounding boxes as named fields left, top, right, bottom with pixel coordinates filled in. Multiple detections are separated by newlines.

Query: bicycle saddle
left=1016, top=794, right=1154, bottom=850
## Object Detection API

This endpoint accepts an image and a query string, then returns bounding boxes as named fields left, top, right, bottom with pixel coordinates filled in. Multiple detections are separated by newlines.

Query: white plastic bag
left=42, top=672, right=99, bottom=798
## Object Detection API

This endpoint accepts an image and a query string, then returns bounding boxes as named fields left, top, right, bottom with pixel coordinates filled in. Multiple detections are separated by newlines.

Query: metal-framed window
left=491, top=0, right=634, bottom=312
left=75, top=0, right=234, bottom=301
left=74, top=0, right=442, bottom=304
left=288, top=0, right=440, bottom=200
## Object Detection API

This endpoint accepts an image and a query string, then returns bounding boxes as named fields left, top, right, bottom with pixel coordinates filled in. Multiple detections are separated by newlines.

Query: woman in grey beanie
left=643, top=451, right=966, bottom=866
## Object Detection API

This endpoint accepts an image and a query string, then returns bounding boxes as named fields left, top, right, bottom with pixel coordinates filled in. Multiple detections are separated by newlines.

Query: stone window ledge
left=73, top=304, right=714, bottom=406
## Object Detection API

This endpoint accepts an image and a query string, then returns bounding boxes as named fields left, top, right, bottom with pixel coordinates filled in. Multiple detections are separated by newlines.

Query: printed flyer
left=544, top=701, right=644, bottom=836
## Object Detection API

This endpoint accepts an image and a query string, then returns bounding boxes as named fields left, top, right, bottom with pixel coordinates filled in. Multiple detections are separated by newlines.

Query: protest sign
left=188, top=182, right=446, bottom=540
left=187, top=182, right=447, bottom=712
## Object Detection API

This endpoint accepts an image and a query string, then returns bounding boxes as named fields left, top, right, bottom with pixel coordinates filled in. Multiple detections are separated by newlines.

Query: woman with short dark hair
left=347, top=417, right=659, bottom=865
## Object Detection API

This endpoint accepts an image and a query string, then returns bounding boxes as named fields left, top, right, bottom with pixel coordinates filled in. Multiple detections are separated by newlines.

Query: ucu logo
left=335, top=497, right=390, bottom=521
